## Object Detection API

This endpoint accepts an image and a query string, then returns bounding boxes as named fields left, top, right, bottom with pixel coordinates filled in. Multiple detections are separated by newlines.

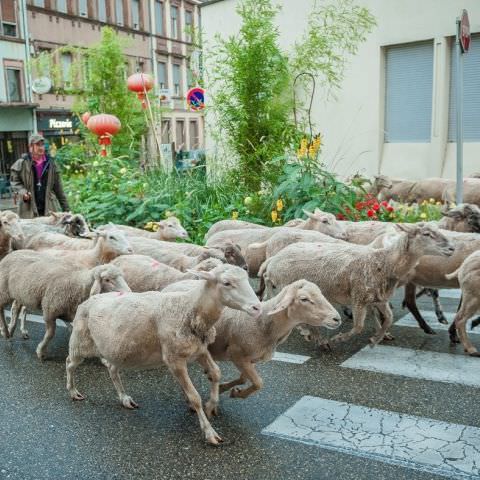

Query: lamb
left=259, top=224, right=454, bottom=347
left=166, top=279, right=341, bottom=400
left=444, top=251, right=480, bottom=356
left=65, top=264, right=261, bottom=445
left=108, top=216, right=189, bottom=241
left=205, top=219, right=268, bottom=240
left=0, top=250, right=130, bottom=358
left=20, top=212, right=90, bottom=242
left=112, top=255, right=222, bottom=292
left=443, top=178, right=480, bottom=206
left=0, top=210, right=24, bottom=260
left=206, top=210, right=347, bottom=274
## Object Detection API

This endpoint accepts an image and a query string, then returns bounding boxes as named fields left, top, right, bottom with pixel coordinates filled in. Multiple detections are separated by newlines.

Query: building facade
left=0, top=0, right=36, bottom=175
left=3, top=0, right=203, bottom=169
left=202, top=0, right=480, bottom=181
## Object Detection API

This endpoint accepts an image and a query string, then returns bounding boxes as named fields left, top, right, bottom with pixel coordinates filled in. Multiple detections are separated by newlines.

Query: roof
left=200, top=0, right=228, bottom=7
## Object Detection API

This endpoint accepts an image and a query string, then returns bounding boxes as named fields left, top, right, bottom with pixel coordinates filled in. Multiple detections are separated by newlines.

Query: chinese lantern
left=127, top=73, right=154, bottom=109
left=86, top=114, right=121, bottom=157
left=81, top=112, right=91, bottom=125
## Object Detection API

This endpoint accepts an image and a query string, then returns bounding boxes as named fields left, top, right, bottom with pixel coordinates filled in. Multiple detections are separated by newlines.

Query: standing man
left=10, top=134, right=70, bottom=219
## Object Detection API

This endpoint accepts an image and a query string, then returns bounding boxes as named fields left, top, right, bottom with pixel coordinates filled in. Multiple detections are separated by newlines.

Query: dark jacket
left=10, top=154, right=70, bottom=219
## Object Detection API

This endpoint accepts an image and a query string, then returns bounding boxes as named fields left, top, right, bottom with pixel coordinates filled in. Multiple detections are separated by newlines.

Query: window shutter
left=1, top=0, right=16, bottom=23
left=448, top=34, right=480, bottom=142
left=384, top=41, right=434, bottom=142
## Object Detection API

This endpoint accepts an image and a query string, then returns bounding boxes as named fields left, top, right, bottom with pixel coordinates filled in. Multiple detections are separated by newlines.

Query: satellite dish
left=32, top=77, right=52, bottom=95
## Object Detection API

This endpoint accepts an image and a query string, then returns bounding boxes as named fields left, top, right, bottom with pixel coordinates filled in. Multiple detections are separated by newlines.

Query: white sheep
left=66, top=264, right=261, bottom=445
left=0, top=210, right=24, bottom=260
left=205, top=219, right=268, bottom=240
left=0, top=250, right=130, bottom=358
left=259, top=224, right=454, bottom=347
left=108, top=216, right=189, bottom=241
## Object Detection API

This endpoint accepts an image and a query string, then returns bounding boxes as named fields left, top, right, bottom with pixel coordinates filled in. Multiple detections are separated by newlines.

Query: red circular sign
left=460, top=9, right=471, bottom=53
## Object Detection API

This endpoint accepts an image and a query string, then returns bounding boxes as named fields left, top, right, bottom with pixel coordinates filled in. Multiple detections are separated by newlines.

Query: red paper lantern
left=86, top=114, right=121, bottom=157
left=127, top=73, right=154, bottom=109
left=81, top=112, right=91, bottom=125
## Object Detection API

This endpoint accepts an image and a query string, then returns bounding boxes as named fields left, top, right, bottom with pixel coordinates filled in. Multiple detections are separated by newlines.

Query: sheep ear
left=89, top=273, right=102, bottom=296
left=302, top=209, right=314, bottom=219
left=267, top=286, right=296, bottom=315
left=394, top=223, right=409, bottom=233
left=156, top=222, right=166, bottom=230
left=185, top=269, right=215, bottom=281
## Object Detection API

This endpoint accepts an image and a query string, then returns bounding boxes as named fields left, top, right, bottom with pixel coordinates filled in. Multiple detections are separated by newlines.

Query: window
left=6, top=69, right=22, bottom=102
left=176, top=120, right=185, bottom=150
left=170, top=5, right=178, bottom=39
left=98, top=0, right=107, bottom=22
left=33, top=0, right=45, bottom=7
left=61, top=52, right=72, bottom=87
left=189, top=120, right=199, bottom=149
left=157, top=62, right=167, bottom=88
left=56, top=0, right=67, bottom=13
left=78, top=0, right=88, bottom=17
left=2, top=23, right=16, bottom=36
left=131, top=0, right=140, bottom=29
left=173, top=64, right=181, bottom=96
left=185, top=10, right=193, bottom=42
left=161, top=120, right=171, bottom=143
left=155, top=1, right=164, bottom=35
left=1, top=0, right=17, bottom=36
left=448, top=34, right=480, bottom=141
left=116, top=0, right=124, bottom=26
left=384, top=41, right=434, bottom=143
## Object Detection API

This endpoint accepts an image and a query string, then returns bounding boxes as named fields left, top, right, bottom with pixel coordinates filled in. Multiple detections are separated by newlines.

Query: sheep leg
left=7, top=300, right=19, bottom=337
left=197, top=352, right=221, bottom=418
left=36, top=315, right=56, bottom=360
left=229, top=361, right=263, bottom=399
left=371, top=303, right=393, bottom=346
left=219, top=374, right=247, bottom=394
left=403, top=283, right=436, bottom=334
left=330, top=304, right=367, bottom=344
left=168, top=360, right=223, bottom=445
left=373, top=308, right=394, bottom=341
left=430, top=289, right=448, bottom=324
left=19, top=306, right=28, bottom=339
left=66, top=355, right=85, bottom=401
left=0, top=305, right=10, bottom=339
left=106, top=363, right=138, bottom=409
left=453, top=298, right=479, bottom=356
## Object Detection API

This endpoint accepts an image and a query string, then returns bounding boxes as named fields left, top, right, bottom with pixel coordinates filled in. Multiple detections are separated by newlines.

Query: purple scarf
left=33, top=155, right=47, bottom=180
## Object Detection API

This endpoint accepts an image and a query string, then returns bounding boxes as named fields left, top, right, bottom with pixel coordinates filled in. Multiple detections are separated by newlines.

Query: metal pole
left=455, top=17, right=463, bottom=204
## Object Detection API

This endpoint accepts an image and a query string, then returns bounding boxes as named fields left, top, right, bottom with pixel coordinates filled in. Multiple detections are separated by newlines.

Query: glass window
left=384, top=41, right=433, bottom=143
left=170, top=5, right=178, bottom=39
left=56, top=0, right=67, bottom=13
left=98, top=0, right=107, bottom=22
left=61, top=52, right=72, bottom=86
left=448, top=34, right=480, bottom=141
left=131, top=0, right=140, bottom=29
left=6, top=69, right=22, bottom=102
left=157, top=62, right=167, bottom=89
left=155, top=1, right=164, bottom=35
left=185, top=10, right=193, bottom=42
left=116, top=0, right=124, bottom=26
left=173, top=64, right=181, bottom=96
left=33, top=0, right=45, bottom=7
left=78, top=0, right=88, bottom=17
left=2, top=23, right=17, bottom=37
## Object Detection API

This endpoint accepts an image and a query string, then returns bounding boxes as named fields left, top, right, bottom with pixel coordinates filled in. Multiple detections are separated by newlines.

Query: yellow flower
left=421, top=200, right=428, bottom=206
left=271, top=210, right=278, bottom=222
left=300, top=138, right=308, bottom=150
left=119, top=167, right=127, bottom=175
left=232, top=211, right=239, bottom=220
left=165, top=210, right=173, bottom=218
left=276, top=199, right=284, bottom=211
left=436, top=201, right=442, bottom=206
left=420, top=213, right=427, bottom=219
left=429, top=198, right=435, bottom=204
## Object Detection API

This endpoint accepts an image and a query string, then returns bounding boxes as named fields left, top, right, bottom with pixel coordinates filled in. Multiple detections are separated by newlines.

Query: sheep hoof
left=1, top=329, right=10, bottom=339
left=205, top=401, right=219, bottom=418
left=121, top=396, right=139, bottom=409
left=70, top=390, right=85, bottom=401
left=438, top=316, right=448, bottom=325
left=205, top=429, right=223, bottom=446
left=449, top=335, right=460, bottom=345
left=21, top=332, right=29, bottom=340
left=316, top=340, right=332, bottom=352
left=423, top=326, right=436, bottom=335
left=468, top=351, right=480, bottom=357
left=383, top=332, right=395, bottom=341
left=36, top=349, right=47, bottom=361
left=230, top=387, right=245, bottom=399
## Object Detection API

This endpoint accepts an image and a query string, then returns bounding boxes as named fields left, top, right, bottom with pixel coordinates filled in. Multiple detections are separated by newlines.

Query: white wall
left=202, top=0, right=480, bottom=180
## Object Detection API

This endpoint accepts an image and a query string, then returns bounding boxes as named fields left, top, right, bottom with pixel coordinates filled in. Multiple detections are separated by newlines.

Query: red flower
left=336, top=213, right=346, bottom=220
left=367, top=209, right=375, bottom=217
left=355, top=202, right=364, bottom=211
left=372, top=203, right=380, bottom=211
left=381, top=201, right=389, bottom=207
left=387, top=205, right=394, bottom=212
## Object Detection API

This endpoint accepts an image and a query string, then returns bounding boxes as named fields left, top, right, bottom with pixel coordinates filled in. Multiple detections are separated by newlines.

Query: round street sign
left=459, top=9, right=471, bottom=53
left=32, top=77, right=52, bottom=95
left=186, top=87, right=205, bottom=111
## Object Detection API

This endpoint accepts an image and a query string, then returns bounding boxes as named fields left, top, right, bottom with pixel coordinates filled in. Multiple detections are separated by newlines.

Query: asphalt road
left=0, top=291, right=478, bottom=480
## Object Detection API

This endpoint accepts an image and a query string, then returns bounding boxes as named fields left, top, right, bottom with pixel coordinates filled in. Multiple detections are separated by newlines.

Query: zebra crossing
left=263, top=289, right=480, bottom=479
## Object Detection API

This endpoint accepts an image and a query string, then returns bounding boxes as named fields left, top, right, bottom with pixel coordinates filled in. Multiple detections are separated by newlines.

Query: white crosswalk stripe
left=272, top=352, right=311, bottom=364
left=439, top=289, right=462, bottom=299
left=395, top=310, right=479, bottom=333
left=262, top=396, right=480, bottom=479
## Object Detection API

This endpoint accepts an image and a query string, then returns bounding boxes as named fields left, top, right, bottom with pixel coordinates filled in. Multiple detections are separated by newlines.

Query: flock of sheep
left=0, top=176, right=480, bottom=445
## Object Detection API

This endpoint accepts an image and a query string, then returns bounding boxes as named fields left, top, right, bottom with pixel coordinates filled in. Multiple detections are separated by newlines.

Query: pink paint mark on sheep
left=151, top=261, right=161, bottom=269
left=116, top=292, right=126, bottom=297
